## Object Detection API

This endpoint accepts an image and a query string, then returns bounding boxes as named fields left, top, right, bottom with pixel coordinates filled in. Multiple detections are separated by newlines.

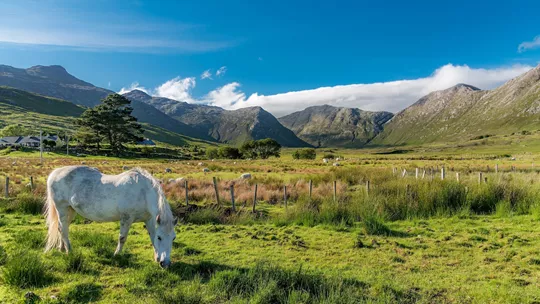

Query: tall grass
left=2, top=250, right=53, bottom=288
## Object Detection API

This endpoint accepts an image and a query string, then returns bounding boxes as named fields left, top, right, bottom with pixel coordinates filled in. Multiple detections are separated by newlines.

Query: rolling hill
left=0, top=65, right=210, bottom=142
left=0, top=87, right=210, bottom=147
left=278, top=105, right=393, bottom=147
left=123, top=90, right=310, bottom=147
left=372, top=65, right=540, bottom=146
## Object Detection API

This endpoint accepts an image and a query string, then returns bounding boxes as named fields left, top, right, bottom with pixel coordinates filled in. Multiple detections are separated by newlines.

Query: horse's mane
left=130, top=167, right=174, bottom=229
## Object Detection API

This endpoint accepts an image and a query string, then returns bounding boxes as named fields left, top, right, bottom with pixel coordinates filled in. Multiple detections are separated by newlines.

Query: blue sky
left=1, top=0, right=539, bottom=116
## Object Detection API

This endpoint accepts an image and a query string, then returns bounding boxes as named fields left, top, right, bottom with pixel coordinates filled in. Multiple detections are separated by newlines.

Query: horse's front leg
left=144, top=218, right=157, bottom=261
left=114, top=215, right=134, bottom=255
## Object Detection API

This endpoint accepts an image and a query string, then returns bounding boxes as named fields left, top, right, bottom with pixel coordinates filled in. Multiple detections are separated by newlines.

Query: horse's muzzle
left=159, top=260, right=171, bottom=268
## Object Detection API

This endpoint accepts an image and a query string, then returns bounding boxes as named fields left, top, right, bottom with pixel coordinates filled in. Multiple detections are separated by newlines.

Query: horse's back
left=48, top=166, right=156, bottom=222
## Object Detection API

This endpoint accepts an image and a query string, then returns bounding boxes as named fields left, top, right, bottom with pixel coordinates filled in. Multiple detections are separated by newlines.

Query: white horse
left=45, top=166, right=178, bottom=268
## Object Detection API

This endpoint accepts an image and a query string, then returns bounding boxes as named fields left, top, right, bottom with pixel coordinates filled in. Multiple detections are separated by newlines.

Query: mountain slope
left=278, top=105, right=393, bottom=147
left=0, top=87, right=208, bottom=147
left=123, top=90, right=310, bottom=147
left=0, top=64, right=209, bottom=141
left=0, top=86, right=85, bottom=117
left=373, top=66, right=540, bottom=145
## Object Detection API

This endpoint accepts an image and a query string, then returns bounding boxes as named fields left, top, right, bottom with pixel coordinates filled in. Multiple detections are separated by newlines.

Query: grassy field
left=1, top=138, right=540, bottom=303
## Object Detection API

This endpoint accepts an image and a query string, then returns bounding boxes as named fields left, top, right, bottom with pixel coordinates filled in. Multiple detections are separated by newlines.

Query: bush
left=218, top=146, right=242, bottom=159
left=2, top=250, right=53, bottom=288
left=206, top=148, right=219, bottom=159
left=292, top=148, right=316, bottom=160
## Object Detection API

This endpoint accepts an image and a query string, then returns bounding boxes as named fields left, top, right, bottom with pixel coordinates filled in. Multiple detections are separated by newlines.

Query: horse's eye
left=157, top=236, right=162, bottom=241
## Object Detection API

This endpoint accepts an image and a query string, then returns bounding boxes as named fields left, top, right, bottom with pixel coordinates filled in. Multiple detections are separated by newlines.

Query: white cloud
left=201, top=69, right=212, bottom=80
left=216, top=66, right=227, bottom=77
left=118, top=82, right=149, bottom=95
left=120, top=64, right=532, bottom=117
left=203, top=82, right=246, bottom=108
left=155, top=77, right=196, bottom=102
left=210, top=64, right=533, bottom=117
left=518, top=36, right=540, bottom=53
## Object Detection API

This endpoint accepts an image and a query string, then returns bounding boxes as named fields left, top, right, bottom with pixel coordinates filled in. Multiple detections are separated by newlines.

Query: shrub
left=292, top=148, right=317, bottom=160
left=206, top=148, right=219, bottom=159
left=2, top=250, right=53, bottom=288
left=218, top=146, right=242, bottom=159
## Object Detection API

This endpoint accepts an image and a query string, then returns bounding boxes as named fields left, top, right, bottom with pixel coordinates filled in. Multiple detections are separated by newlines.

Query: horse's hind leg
left=114, top=214, right=134, bottom=255
left=58, top=205, right=75, bottom=253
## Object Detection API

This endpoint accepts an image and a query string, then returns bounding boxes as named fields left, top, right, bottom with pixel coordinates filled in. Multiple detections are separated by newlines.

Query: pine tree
left=76, top=94, right=143, bottom=154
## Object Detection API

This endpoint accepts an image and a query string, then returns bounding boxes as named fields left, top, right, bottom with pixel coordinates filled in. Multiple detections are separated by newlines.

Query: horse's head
left=154, top=214, right=178, bottom=268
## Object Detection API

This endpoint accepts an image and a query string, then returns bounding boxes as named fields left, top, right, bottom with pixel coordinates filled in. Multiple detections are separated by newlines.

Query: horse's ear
left=173, top=217, right=179, bottom=226
left=156, top=214, right=161, bottom=225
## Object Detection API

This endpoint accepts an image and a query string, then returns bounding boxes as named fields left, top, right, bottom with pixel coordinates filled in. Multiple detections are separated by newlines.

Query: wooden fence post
left=4, top=177, right=8, bottom=198
left=441, top=167, right=445, bottom=180
left=283, top=185, right=288, bottom=209
left=495, top=164, right=498, bottom=173
left=366, top=180, right=370, bottom=195
left=309, top=180, right=313, bottom=199
left=422, top=169, right=426, bottom=179
left=333, top=181, right=337, bottom=202
left=402, top=169, right=407, bottom=178
left=252, top=184, right=258, bottom=213
left=184, top=180, right=189, bottom=207
left=230, top=185, right=236, bottom=212
left=456, top=172, right=460, bottom=182
left=415, top=168, right=419, bottom=179
left=213, top=177, right=220, bottom=206
left=30, top=176, right=34, bottom=190
left=478, top=172, right=483, bottom=184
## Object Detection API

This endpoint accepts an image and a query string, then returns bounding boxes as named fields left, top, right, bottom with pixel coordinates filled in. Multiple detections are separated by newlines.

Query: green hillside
left=0, top=87, right=214, bottom=147
left=0, top=86, right=85, bottom=117
left=372, top=66, right=540, bottom=146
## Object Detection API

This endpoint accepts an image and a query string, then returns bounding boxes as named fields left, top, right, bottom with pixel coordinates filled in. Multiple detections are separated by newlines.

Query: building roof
left=0, top=136, right=22, bottom=144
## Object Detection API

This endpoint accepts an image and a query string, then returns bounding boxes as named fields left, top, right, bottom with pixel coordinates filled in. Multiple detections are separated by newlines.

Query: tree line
left=206, top=138, right=282, bottom=160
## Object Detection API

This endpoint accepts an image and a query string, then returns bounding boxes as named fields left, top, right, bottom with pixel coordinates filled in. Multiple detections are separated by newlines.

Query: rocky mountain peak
left=123, top=89, right=152, bottom=100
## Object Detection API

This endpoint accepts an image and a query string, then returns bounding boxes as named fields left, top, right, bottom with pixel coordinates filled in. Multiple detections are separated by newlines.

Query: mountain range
left=122, top=90, right=308, bottom=147
left=372, top=66, right=540, bottom=145
left=1, top=63, right=539, bottom=148
left=279, top=105, right=393, bottom=147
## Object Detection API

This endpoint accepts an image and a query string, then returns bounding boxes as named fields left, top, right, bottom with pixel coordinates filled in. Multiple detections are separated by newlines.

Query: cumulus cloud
left=155, top=77, right=196, bottom=102
left=119, top=77, right=196, bottom=102
left=518, top=36, right=540, bottom=53
left=203, top=82, right=246, bottom=108
left=120, top=64, right=532, bottom=117
left=216, top=66, right=227, bottom=77
left=118, top=81, right=149, bottom=95
left=201, top=69, right=212, bottom=80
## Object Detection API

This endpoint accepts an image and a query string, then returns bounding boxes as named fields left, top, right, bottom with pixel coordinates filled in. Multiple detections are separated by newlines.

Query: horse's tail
left=44, top=174, right=62, bottom=252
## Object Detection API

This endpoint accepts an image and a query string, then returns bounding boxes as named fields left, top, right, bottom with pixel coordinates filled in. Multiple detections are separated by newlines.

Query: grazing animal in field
left=322, top=158, right=329, bottom=164
left=333, top=162, right=340, bottom=167
left=240, top=173, right=252, bottom=179
left=165, top=168, right=172, bottom=173
left=45, top=166, right=178, bottom=268
left=203, top=168, right=210, bottom=173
